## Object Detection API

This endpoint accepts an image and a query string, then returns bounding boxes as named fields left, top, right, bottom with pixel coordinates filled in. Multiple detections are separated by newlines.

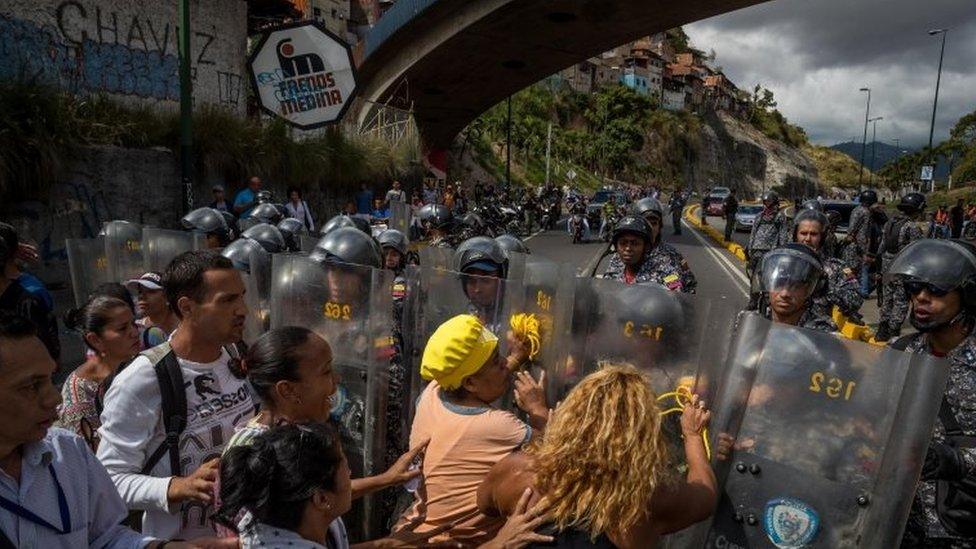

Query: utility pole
left=178, top=0, right=193, bottom=214
left=858, top=87, right=871, bottom=190
left=506, top=95, right=512, bottom=190
left=926, top=28, right=948, bottom=193
left=544, top=122, right=552, bottom=185
left=868, top=116, right=883, bottom=185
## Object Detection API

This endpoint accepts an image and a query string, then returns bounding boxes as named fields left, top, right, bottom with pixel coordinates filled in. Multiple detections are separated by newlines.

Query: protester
left=394, top=314, right=547, bottom=545
left=233, top=176, right=263, bottom=219
left=0, top=313, right=232, bottom=548
left=57, top=296, right=139, bottom=450
left=478, top=364, right=718, bottom=547
left=0, top=222, right=59, bottom=361
left=284, top=186, right=316, bottom=232
left=370, top=198, right=390, bottom=221
left=384, top=180, right=406, bottom=206
left=423, top=180, right=439, bottom=205
left=355, top=184, right=374, bottom=215
left=97, top=250, right=256, bottom=540
left=210, top=184, right=232, bottom=213
left=125, top=272, right=178, bottom=349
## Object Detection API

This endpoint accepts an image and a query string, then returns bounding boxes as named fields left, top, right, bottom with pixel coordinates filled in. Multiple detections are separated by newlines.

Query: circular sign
left=248, top=21, right=358, bottom=129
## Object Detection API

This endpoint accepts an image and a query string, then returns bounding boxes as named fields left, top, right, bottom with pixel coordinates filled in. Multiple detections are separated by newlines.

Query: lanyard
left=0, top=464, right=71, bottom=535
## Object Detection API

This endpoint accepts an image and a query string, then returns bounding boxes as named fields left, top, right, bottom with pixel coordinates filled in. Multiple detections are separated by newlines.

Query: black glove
left=922, top=442, right=966, bottom=482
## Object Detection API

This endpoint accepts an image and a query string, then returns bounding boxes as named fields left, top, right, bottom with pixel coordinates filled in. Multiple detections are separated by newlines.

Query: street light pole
left=178, top=0, right=193, bottom=214
left=926, top=28, right=948, bottom=193
left=868, top=116, right=883, bottom=185
left=858, top=87, right=871, bottom=190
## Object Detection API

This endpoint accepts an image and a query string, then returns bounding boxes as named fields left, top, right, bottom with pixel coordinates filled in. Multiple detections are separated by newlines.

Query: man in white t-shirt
left=385, top=180, right=406, bottom=207
left=97, top=251, right=255, bottom=540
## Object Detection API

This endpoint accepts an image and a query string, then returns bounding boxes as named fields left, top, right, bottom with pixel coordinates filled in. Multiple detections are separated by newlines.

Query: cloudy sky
left=685, top=0, right=976, bottom=149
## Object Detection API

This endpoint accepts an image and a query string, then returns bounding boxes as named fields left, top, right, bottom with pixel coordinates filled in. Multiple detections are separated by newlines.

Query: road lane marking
left=685, top=219, right=749, bottom=295
left=580, top=243, right=611, bottom=277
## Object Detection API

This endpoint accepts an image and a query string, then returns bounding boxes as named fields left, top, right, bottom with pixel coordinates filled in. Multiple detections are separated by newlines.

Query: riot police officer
left=757, top=244, right=837, bottom=332
left=746, top=191, right=789, bottom=309
left=844, top=189, right=878, bottom=297
left=792, top=209, right=864, bottom=321
left=181, top=207, right=233, bottom=248
left=886, top=239, right=976, bottom=546
left=494, top=234, right=530, bottom=256
left=667, top=191, right=687, bottom=236
left=874, top=193, right=926, bottom=342
left=453, top=236, right=509, bottom=333
left=417, top=203, right=456, bottom=248
left=626, top=197, right=697, bottom=292
left=603, top=216, right=691, bottom=292
left=276, top=217, right=307, bottom=252
left=241, top=223, right=287, bottom=254
left=321, top=214, right=372, bottom=236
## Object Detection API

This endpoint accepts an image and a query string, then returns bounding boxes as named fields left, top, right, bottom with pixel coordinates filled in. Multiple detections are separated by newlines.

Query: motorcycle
left=600, top=211, right=619, bottom=242
left=570, top=213, right=585, bottom=244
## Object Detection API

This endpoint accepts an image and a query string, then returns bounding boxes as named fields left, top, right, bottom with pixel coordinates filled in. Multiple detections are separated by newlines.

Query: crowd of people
left=0, top=175, right=975, bottom=548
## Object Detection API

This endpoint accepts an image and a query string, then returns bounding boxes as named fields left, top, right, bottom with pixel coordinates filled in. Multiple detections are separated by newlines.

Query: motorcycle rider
left=667, top=190, right=687, bottom=236
left=844, top=189, right=878, bottom=298
left=600, top=198, right=619, bottom=241
left=568, top=198, right=588, bottom=241
left=522, top=191, right=538, bottom=233
left=791, top=209, right=864, bottom=321
left=756, top=244, right=837, bottom=333
left=874, top=193, right=927, bottom=342
left=417, top=204, right=456, bottom=248
left=625, top=197, right=697, bottom=293
left=885, top=239, right=976, bottom=546
left=746, top=191, right=789, bottom=310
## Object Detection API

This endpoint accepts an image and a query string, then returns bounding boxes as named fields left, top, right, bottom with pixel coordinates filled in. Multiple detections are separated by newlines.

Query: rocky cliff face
left=685, top=111, right=819, bottom=199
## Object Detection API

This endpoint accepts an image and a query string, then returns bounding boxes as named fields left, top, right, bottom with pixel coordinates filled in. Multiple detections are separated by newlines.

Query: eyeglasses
left=904, top=280, right=952, bottom=297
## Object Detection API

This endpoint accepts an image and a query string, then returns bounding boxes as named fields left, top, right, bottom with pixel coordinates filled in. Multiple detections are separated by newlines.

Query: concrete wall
left=0, top=0, right=248, bottom=112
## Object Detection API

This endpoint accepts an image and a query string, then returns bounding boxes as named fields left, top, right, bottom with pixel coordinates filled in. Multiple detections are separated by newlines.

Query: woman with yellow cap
left=394, top=314, right=548, bottom=546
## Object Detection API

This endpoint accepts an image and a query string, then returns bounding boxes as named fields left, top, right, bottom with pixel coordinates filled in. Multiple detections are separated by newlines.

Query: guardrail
left=683, top=203, right=883, bottom=346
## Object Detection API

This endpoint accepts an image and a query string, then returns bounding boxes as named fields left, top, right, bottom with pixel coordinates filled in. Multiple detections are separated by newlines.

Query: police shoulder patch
left=764, top=497, right=820, bottom=548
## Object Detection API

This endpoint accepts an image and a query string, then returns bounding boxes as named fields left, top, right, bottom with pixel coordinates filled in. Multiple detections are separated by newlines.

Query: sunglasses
left=904, top=280, right=951, bottom=297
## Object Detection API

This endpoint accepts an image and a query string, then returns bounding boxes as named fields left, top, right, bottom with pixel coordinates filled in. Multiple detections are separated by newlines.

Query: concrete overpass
left=356, top=0, right=770, bottom=149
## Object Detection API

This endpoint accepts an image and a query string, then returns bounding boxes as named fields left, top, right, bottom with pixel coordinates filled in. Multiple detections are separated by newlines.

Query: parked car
left=734, top=203, right=763, bottom=232
left=710, top=186, right=732, bottom=199
left=704, top=195, right=725, bottom=217
left=821, top=200, right=857, bottom=233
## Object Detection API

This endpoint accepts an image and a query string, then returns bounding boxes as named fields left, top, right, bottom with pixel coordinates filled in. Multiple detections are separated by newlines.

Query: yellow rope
left=656, top=385, right=711, bottom=460
left=509, top=313, right=542, bottom=361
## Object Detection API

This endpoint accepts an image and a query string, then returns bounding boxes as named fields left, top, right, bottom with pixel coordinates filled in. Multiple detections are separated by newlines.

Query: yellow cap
left=421, top=314, right=499, bottom=389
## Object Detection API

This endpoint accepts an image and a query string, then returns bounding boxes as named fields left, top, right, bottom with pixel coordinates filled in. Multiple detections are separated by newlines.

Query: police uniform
left=842, top=205, right=872, bottom=271
left=897, top=331, right=976, bottom=546
left=810, top=258, right=864, bottom=320
left=747, top=209, right=790, bottom=274
left=604, top=243, right=697, bottom=293
left=759, top=306, right=837, bottom=333
left=877, top=218, right=924, bottom=337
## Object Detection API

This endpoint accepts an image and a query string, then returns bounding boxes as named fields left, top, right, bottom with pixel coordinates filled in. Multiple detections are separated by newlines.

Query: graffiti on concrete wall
left=0, top=0, right=246, bottom=108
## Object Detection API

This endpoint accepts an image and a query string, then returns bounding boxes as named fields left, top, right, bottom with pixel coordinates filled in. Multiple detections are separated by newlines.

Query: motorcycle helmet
left=858, top=189, right=878, bottom=206
left=250, top=202, right=284, bottom=225
left=495, top=234, right=530, bottom=256
left=896, top=192, right=926, bottom=215
left=418, top=204, right=454, bottom=230
left=611, top=216, right=653, bottom=247
left=801, top=199, right=823, bottom=212
left=241, top=223, right=286, bottom=254
left=309, top=227, right=382, bottom=269
left=454, top=236, right=509, bottom=278
left=633, top=197, right=665, bottom=222
left=321, top=214, right=371, bottom=236
left=181, top=207, right=231, bottom=244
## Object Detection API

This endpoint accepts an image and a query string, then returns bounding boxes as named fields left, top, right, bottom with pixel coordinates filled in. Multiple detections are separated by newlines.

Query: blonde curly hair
left=527, top=363, right=670, bottom=539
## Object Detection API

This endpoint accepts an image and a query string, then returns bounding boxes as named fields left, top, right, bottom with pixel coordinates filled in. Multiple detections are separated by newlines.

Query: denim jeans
left=860, top=261, right=872, bottom=297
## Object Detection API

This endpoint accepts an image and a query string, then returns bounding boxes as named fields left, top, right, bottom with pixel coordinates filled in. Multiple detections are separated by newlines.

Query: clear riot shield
left=242, top=249, right=273, bottom=345
left=142, top=229, right=207, bottom=273
left=520, top=256, right=574, bottom=383
left=299, top=234, right=319, bottom=253
left=103, top=221, right=145, bottom=282
left=270, top=254, right=393, bottom=539
left=418, top=245, right=453, bottom=271
left=389, top=200, right=411, bottom=235
left=66, top=237, right=111, bottom=307
left=698, top=312, right=949, bottom=549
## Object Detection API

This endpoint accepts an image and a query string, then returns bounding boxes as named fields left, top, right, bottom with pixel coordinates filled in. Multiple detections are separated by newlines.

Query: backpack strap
left=140, top=343, right=187, bottom=476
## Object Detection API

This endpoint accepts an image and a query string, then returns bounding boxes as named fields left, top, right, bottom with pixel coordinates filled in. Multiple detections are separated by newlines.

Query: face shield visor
left=760, top=248, right=822, bottom=302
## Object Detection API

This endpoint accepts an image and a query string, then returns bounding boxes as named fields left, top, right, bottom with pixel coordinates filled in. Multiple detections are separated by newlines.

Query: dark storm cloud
left=686, top=0, right=976, bottom=147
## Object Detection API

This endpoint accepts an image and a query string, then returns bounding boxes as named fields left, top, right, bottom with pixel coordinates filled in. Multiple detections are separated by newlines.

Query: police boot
left=873, top=325, right=893, bottom=342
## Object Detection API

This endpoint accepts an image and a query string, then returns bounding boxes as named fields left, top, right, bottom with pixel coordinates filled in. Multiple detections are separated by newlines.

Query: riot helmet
left=377, top=229, right=409, bottom=256
left=242, top=223, right=286, bottom=253
left=321, top=214, right=371, bottom=236
left=418, top=204, right=454, bottom=230
left=611, top=216, right=652, bottom=246
left=761, top=190, right=780, bottom=207
left=633, top=197, right=665, bottom=222
left=884, top=240, right=976, bottom=329
left=309, top=226, right=382, bottom=269
left=256, top=190, right=274, bottom=204
left=454, top=236, right=509, bottom=278
left=614, top=283, right=688, bottom=366
left=221, top=237, right=269, bottom=275
left=219, top=210, right=240, bottom=240
left=760, top=244, right=824, bottom=303
left=801, top=199, right=823, bottom=212
left=858, top=189, right=878, bottom=206
left=896, top=192, right=926, bottom=215
left=181, top=207, right=231, bottom=246
left=276, top=218, right=306, bottom=252
left=494, top=234, right=530, bottom=256
left=250, top=202, right=284, bottom=225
